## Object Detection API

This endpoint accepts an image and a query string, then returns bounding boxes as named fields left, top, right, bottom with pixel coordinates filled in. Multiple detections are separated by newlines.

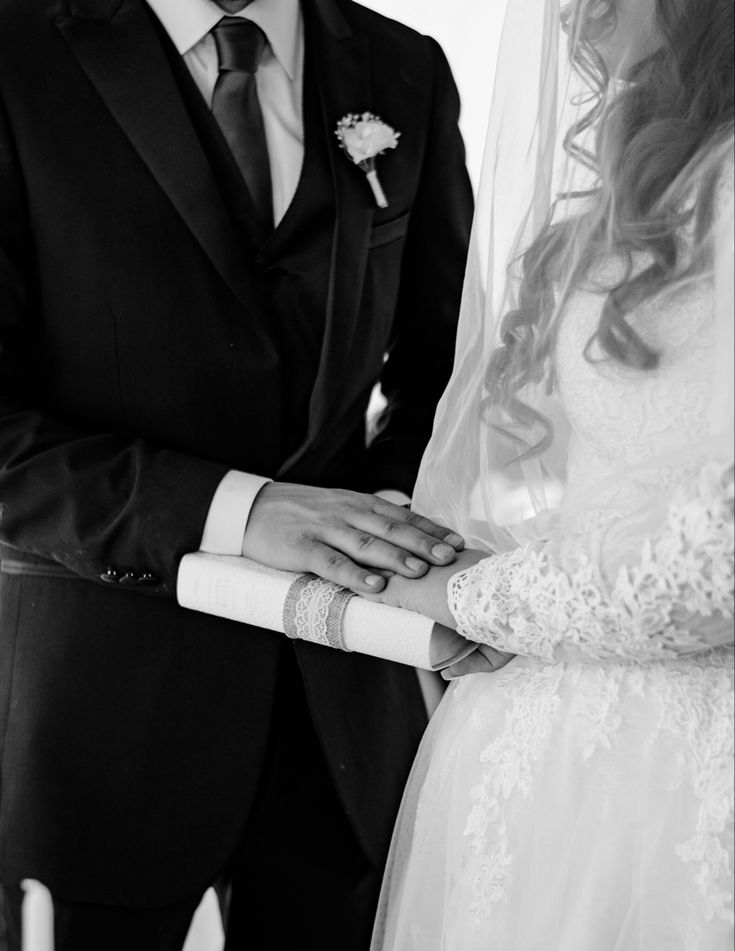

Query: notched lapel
left=55, top=0, right=263, bottom=313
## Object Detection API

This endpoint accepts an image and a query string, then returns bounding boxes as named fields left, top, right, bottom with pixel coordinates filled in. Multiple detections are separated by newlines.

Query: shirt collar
left=146, top=0, right=302, bottom=82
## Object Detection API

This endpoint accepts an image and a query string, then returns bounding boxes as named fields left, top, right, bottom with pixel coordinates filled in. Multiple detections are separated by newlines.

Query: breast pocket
left=369, top=212, right=411, bottom=250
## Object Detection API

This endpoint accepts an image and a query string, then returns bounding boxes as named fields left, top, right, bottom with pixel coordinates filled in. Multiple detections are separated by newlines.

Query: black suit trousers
left=0, top=648, right=382, bottom=951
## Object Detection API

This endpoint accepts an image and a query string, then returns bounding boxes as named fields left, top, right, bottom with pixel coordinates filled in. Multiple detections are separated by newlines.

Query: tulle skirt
left=371, top=650, right=734, bottom=951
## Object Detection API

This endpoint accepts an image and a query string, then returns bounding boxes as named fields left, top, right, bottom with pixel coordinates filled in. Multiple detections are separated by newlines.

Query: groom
left=0, top=0, right=472, bottom=947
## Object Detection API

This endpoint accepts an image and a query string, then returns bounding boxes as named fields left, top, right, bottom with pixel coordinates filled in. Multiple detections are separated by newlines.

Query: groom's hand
left=241, top=483, right=465, bottom=594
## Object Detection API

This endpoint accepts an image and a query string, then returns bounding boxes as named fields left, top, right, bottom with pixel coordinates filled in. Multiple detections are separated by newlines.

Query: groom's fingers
left=371, top=502, right=466, bottom=552
left=324, top=530, right=433, bottom=579
left=349, top=511, right=465, bottom=573
left=241, top=482, right=465, bottom=585
left=306, top=541, right=389, bottom=594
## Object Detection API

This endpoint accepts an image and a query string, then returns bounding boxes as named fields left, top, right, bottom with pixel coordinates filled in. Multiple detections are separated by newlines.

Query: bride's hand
left=442, top=645, right=515, bottom=680
left=358, top=548, right=490, bottom=629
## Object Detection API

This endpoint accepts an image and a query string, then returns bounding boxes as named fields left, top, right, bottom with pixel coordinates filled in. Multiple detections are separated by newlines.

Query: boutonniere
left=335, top=112, right=401, bottom=209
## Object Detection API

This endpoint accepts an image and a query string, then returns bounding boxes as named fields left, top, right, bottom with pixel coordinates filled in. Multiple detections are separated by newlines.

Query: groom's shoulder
left=337, top=0, right=442, bottom=67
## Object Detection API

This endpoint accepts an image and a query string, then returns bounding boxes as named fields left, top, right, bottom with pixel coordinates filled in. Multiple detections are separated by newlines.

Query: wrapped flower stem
left=336, top=112, right=401, bottom=209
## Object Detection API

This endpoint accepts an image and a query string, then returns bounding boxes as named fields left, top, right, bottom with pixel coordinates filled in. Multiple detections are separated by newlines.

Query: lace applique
left=653, top=658, right=735, bottom=924
left=464, top=664, right=565, bottom=928
left=577, top=653, right=734, bottom=924
left=448, top=461, right=734, bottom=663
left=573, top=666, right=624, bottom=759
left=461, top=655, right=733, bottom=933
left=556, top=263, right=715, bottom=488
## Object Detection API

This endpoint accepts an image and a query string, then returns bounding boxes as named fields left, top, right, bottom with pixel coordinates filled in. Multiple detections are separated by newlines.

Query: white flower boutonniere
left=335, top=112, right=401, bottom=209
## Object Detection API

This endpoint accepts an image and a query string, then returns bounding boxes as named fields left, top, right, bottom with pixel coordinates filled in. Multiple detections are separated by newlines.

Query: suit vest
left=157, top=17, right=336, bottom=465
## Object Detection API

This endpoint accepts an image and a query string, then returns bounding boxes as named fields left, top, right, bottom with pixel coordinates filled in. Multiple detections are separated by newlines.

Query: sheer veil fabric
left=371, top=1, right=734, bottom=948
left=412, top=0, right=734, bottom=554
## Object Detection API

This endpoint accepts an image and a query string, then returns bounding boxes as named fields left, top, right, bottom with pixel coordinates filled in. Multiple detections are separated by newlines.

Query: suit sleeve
left=366, top=38, right=474, bottom=498
left=0, top=92, right=228, bottom=596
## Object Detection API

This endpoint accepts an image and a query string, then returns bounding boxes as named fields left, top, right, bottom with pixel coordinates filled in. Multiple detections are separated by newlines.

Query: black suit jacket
left=0, top=0, right=473, bottom=904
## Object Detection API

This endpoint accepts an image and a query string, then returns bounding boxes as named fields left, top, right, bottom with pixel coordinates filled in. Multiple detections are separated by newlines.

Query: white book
left=177, top=553, right=477, bottom=672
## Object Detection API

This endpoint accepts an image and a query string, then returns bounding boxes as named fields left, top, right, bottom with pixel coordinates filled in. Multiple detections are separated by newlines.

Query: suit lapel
left=278, top=0, right=374, bottom=475
left=55, top=0, right=264, bottom=312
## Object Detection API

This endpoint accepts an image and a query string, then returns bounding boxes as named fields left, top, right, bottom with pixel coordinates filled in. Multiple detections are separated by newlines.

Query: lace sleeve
left=448, top=460, right=734, bottom=662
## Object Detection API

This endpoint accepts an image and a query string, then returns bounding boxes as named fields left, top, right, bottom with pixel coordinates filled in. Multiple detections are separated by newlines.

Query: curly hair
left=485, top=0, right=734, bottom=457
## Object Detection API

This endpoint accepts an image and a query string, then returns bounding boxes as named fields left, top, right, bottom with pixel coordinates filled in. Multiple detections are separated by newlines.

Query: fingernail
left=405, top=557, right=426, bottom=572
left=365, top=575, right=383, bottom=587
left=432, top=544, right=454, bottom=561
left=446, top=533, right=465, bottom=549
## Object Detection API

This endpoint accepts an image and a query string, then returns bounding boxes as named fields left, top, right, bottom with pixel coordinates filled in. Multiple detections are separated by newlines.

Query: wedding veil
left=371, top=9, right=733, bottom=946
left=412, top=0, right=734, bottom=555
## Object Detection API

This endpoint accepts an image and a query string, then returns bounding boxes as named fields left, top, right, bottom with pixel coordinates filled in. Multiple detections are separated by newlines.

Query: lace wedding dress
left=371, top=174, right=735, bottom=951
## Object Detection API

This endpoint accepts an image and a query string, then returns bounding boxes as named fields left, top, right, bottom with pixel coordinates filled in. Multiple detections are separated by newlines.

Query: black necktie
left=211, top=17, right=274, bottom=231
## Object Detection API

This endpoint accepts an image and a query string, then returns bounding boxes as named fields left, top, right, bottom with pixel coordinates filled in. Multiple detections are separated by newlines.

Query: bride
left=369, top=0, right=734, bottom=948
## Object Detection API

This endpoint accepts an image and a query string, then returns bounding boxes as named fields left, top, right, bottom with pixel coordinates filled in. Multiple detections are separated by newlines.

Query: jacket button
left=118, top=571, right=140, bottom=587
left=139, top=570, right=159, bottom=586
left=100, top=567, right=119, bottom=584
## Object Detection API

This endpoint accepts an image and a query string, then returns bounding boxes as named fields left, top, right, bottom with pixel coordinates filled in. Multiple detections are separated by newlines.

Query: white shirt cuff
left=200, top=470, right=272, bottom=556
left=375, top=489, right=412, bottom=507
